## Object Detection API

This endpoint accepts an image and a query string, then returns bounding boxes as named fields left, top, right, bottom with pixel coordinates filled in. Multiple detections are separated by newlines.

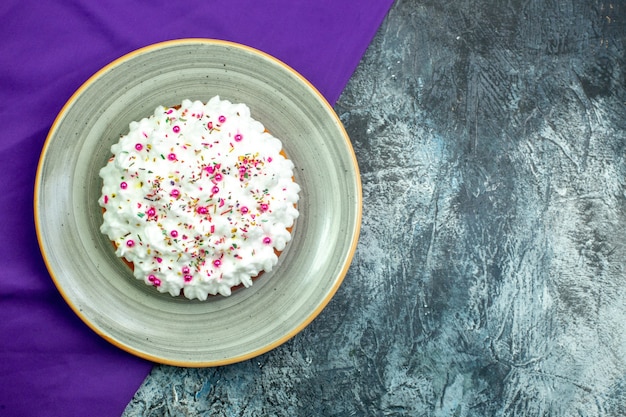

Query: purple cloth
left=0, top=1, right=392, bottom=416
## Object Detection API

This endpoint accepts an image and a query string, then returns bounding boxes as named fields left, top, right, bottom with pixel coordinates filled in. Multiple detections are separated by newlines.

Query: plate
left=34, top=39, right=361, bottom=366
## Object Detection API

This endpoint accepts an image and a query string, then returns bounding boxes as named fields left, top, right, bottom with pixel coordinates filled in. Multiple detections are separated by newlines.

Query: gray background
left=124, top=0, right=626, bottom=415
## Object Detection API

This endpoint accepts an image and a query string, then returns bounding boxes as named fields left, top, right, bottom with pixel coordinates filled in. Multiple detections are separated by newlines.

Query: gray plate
left=35, top=39, right=362, bottom=366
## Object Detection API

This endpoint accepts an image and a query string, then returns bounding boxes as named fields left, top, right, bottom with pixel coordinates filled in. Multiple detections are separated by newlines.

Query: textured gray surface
left=123, top=0, right=626, bottom=415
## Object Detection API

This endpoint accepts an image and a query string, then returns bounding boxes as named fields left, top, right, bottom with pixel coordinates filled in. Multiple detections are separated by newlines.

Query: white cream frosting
left=99, top=97, right=300, bottom=299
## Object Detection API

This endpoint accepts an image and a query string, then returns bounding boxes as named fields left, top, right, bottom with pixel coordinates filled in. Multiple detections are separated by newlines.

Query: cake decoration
left=99, top=96, right=300, bottom=299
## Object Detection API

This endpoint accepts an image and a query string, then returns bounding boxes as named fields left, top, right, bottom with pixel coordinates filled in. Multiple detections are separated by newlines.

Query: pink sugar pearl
left=148, top=275, right=162, bottom=286
left=263, top=237, right=272, bottom=245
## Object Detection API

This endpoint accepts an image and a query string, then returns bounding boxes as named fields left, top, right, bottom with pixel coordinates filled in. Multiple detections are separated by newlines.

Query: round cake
left=98, top=96, right=300, bottom=300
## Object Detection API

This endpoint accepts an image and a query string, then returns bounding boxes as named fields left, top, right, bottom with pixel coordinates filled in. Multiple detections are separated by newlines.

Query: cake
left=98, top=96, right=300, bottom=300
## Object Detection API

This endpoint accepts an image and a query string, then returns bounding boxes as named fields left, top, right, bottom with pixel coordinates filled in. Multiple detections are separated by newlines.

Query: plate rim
left=34, top=38, right=362, bottom=366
